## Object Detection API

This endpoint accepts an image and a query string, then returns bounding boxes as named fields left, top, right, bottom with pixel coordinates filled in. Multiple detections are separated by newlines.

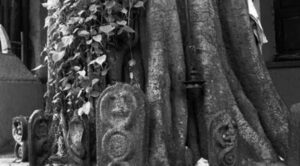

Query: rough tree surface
left=45, top=0, right=289, bottom=165
left=138, top=0, right=288, bottom=164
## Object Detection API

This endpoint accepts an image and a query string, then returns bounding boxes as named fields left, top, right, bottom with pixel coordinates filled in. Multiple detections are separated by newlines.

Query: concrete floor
left=0, top=154, right=28, bottom=166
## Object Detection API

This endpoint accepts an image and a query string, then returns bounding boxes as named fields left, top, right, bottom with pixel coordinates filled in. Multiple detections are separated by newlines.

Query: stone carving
left=96, top=83, right=148, bottom=166
left=28, top=109, right=52, bottom=166
left=67, top=112, right=90, bottom=166
left=208, top=113, right=237, bottom=166
left=12, top=116, right=28, bottom=161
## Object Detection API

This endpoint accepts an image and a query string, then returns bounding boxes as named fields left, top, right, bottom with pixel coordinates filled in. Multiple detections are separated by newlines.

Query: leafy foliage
left=41, top=0, right=144, bottom=115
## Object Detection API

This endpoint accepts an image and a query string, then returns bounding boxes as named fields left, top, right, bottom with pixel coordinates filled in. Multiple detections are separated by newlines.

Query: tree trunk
left=46, top=0, right=289, bottom=165
left=138, top=0, right=288, bottom=164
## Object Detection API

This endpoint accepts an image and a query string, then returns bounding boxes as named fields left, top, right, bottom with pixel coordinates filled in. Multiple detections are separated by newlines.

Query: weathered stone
left=28, top=109, right=52, bottom=166
left=67, top=112, right=90, bottom=166
left=12, top=116, right=29, bottom=161
left=287, top=103, right=300, bottom=165
left=96, top=83, right=148, bottom=166
left=208, top=113, right=237, bottom=166
left=240, top=160, right=286, bottom=166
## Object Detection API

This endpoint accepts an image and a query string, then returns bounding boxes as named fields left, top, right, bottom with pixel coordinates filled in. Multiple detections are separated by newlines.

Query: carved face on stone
left=100, top=90, right=138, bottom=126
left=68, top=117, right=85, bottom=158
left=211, top=113, right=237, bottom=148
left=12, top=121, right=23, bottom=143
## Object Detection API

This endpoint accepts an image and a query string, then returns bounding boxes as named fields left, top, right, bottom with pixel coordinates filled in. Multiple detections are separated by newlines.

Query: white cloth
left=247, top=0, right=268, bottom=53
left=196, top=158, right=209, bottom=166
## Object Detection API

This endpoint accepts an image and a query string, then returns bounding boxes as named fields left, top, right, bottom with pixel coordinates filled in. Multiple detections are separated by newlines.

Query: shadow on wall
left=269, top=68, right=300, bottom=107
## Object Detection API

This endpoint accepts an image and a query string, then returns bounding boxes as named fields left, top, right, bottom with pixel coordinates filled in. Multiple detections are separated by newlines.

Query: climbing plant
left=41, top=0, right=144, bottom=116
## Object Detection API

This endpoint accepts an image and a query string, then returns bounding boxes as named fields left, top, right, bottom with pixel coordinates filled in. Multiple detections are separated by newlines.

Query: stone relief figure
left=96, top=83, right=148, bottom=166
left=67, top=112, right=90, bottom=166
left=208, top=113, right=237, bottom=166
left=12, top=116, right=29, bottom=161
left=28, top=110, right=52, bottom=166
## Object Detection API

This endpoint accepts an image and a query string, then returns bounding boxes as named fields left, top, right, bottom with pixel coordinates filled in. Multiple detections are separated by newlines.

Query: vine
left=40, top=0, right=145, bottom=117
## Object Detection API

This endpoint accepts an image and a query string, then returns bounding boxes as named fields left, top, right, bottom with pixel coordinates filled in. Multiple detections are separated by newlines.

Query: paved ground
left=0, top=154, right=28, bottom=166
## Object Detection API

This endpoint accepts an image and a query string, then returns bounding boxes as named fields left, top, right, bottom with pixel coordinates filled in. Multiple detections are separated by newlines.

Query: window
left=274, top=0, right=300, bottom=60
left=0, top=0, right=29, bottom=66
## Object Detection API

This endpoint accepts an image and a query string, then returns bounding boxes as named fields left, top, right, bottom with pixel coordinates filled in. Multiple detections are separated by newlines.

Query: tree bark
left=46, top=0, right=290, bottom=165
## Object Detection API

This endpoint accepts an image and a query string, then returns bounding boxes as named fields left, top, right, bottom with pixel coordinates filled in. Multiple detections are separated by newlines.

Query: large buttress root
left=217, top=0, right=288, bottom=157
left=188, top=0, right=285, bottom=162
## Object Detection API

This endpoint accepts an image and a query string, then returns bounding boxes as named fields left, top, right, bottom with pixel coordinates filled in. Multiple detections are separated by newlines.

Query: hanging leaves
left=43, top=0, right=144, bottom=116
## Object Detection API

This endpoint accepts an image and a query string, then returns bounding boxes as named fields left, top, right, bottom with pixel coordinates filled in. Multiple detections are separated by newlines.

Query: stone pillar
left=208, top=113, right=238, bottom=166
left=96, top=83, right=148, bottom=166
left=28, top=109, right=52, bottom=166
left=288, top=103, right=300, bottom=165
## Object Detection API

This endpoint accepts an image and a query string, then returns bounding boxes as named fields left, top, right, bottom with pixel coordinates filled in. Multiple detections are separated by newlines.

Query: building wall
left=29, top=0, right=48, bottom=82
left=261, top=0, right=277, bottom=62
left=260, top=0, right=300, bottom=107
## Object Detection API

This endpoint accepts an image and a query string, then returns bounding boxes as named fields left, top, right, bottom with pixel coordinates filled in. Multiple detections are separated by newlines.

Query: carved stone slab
left=67, top=113, right=90, bottom=166
left=96, top=83, right=148, bottom=166
left=12, top=116, right=28, bottom=161
left=28, top=109, right=52, bottom=166
left=12, top=116, right=28, bottom=146
left=208, top=113, right=237, bottom=166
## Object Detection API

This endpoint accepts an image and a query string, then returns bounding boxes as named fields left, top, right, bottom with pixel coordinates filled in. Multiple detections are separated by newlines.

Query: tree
left=43, top=0, right=289, bottom=165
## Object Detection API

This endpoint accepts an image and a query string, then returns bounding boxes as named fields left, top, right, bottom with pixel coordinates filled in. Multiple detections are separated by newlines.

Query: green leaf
left=101, top=68, right=109, bottom=76
left=86, top=39, right=93, bottom=45
left=121, top=8, right=128, bottom=14
left=134, top=1, right=144, bottom=8
left=51, top=50, right=66, bottom=63
left=99, top=25, right=115, bottom=34
left=89, top=55, right=107, bottom=66
left=78, top=10, right=85, bottom=15
left=77, top=70, right=86, bottom=77
left=73, top=66, right=81, bottom=71
left=71, top=52, right=81, bottom=60
left=44, top=16, right=52, bottom=28
left=63, top=83, right=72, bottom=91
left=92, top=34, right=102, bottom=43
left=78, top=30, right=90, bottom=37
left=92, top=78, right=100, bottom=86
left=89, top=4, right=100, bottom=13
left=31, top=65, right=44, bottom=71
left=42, top=0, right=60, bottom=10
left=85, top=15, right=97, bottom=22
left=104, top=0, right=116, bottom=9
left=67, top=17, right=84, bottom=25
left=117, top=20, right=127, bottom=26
left=61, top=35, right=74, bottom=46
left=59, top=25, right=70, bottom=36
left=122, top=25, right=135, bottom=33
left=78, top=102, right=92, bottom=116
